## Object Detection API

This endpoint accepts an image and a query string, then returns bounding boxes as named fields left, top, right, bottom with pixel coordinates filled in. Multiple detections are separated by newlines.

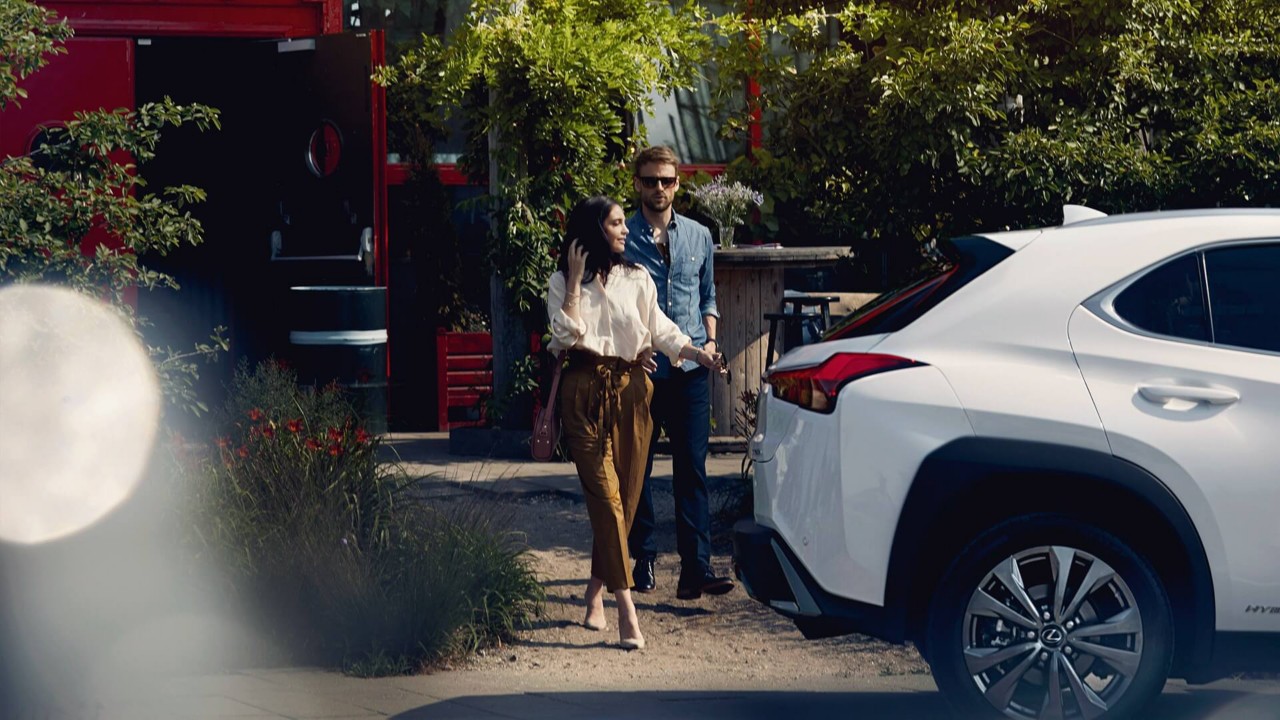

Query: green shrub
left=181, top=359, right=543, bottom=673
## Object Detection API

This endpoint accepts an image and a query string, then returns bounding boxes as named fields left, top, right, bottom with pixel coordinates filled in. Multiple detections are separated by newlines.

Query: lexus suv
left=733, top=208, right=1280, bottom=719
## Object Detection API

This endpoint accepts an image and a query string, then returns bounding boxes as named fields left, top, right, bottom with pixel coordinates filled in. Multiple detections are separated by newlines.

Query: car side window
left=1113, top=253, right=1209, bottom=342
left=1204, top=244, right=1280, bottom=353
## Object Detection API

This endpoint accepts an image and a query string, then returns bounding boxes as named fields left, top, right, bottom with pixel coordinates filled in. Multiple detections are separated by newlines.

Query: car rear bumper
left=732, top=519, right=905, bottom=642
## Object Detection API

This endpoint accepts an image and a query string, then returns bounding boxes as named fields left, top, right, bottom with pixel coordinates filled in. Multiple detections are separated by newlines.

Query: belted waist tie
left=567, top=350, right=643, bottom=456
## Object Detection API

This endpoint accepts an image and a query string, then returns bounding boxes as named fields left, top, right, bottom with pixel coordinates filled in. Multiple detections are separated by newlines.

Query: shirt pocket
left=672, top=249, right=702, bottom=284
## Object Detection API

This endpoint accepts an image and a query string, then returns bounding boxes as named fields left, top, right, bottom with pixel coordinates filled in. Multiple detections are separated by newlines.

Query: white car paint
left=753, top=208, right=1280, bottom=636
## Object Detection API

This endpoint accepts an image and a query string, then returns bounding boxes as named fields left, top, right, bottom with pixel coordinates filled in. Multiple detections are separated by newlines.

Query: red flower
left=237, top=446, right=249, bottom=458
left=261, top=426, right=275, bottom=440
left=305, top=437, right=322, bottom=451
left=248, top=408, right=264, bottom=421
left=215, top=437, right=230, bottom=449
left=355, top=428, right=370, bottom=445
left=328, top=443, right=343, bottom=457
left=286, top=418, right=303, bottom=434
left=327, top=427, right=343, bottom=442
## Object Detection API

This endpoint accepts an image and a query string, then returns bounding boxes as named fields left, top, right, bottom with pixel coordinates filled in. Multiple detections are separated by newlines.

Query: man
left=623, top=145, right=734, bottom=600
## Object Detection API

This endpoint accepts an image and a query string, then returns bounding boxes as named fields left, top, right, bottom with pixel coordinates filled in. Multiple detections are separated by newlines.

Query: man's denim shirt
left=624, top=210, right=719, bottom=378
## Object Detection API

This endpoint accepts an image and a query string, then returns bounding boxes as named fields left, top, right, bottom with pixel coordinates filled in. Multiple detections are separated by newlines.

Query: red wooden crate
left=436, top=329, right=493, bottom=430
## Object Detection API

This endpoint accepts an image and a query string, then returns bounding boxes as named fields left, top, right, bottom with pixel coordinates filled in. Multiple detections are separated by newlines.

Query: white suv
left=733, top=208, right=1280, bottom=719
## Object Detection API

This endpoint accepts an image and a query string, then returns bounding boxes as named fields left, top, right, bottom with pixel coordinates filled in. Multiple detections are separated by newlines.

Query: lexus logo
left=1041, top=626, right=1066, bottom=645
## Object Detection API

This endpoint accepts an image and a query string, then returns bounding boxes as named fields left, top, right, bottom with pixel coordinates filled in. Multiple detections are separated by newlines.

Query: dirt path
left=432, top=479, right=929, bottom=688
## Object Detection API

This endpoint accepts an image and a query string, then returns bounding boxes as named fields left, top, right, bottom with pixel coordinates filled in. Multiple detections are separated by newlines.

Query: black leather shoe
left=632, top=555, right=656, bottom=593
left=676, top=566, right=734, bottom=600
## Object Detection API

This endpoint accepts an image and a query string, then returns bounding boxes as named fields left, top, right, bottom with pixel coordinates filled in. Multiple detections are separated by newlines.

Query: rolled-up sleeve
left=641, top=274, right=691, bottom=363
left=547, top=271, right=585, bottom=352
left=699, top=228, right=719, bottom=319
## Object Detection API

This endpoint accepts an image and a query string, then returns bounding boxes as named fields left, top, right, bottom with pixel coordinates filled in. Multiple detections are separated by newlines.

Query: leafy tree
left=378, top=0, right=711, bottom=422
left=714, top=0, right=1280, bottom=286
left=0, top=0, right=225, bottom=415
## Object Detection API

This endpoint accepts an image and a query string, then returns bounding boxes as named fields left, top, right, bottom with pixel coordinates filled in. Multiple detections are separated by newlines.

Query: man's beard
left=642, top=193, right=671, bottom=214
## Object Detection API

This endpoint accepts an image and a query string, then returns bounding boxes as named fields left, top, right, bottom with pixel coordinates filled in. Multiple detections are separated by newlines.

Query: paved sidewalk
left=380, top=432, right=748, bottom=501
left=82, top=667, right=1280, bottom=719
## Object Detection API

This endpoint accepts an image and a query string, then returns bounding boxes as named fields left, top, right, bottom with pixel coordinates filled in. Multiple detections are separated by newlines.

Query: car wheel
left=926, top=514, right=1173, bottom=719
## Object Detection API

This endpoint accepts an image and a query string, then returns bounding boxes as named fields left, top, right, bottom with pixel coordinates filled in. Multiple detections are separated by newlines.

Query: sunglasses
left=638, top=176, right=678, bottom=189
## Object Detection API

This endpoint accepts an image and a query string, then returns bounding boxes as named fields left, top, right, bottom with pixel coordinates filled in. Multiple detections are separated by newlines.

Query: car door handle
left=1137, top=384, right=1240, bottom=406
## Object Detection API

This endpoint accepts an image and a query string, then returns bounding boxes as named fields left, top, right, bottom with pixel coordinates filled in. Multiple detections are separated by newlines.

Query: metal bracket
left=271, top=227, right=373, bottom=276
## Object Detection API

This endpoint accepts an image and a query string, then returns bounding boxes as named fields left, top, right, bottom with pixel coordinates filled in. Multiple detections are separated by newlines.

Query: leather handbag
left=531, top=351, right=567, bottom=462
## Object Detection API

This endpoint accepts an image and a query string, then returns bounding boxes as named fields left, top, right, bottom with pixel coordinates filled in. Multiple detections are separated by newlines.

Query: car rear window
left=823, top=236, right=1013, bottom=341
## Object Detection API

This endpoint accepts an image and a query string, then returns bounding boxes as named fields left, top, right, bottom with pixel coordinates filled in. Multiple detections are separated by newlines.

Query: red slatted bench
left=436, top=329, right=493, bottom=430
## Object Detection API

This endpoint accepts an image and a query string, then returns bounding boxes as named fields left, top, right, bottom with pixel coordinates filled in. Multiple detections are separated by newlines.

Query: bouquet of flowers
left=690, top=176, right=764, bottom=233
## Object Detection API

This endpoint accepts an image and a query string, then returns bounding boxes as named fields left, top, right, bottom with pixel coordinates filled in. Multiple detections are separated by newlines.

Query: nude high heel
left=619, top=636, right=645, bottom=651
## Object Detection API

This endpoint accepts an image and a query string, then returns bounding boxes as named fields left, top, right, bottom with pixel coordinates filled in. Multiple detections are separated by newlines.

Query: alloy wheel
left=962, top=545, right=1144, bottom=719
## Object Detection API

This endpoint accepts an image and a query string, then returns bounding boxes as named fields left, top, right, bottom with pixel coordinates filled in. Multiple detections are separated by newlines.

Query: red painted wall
left=0, top=37, right=134, bottom=159
left=43, top=0, right=341, bottom=38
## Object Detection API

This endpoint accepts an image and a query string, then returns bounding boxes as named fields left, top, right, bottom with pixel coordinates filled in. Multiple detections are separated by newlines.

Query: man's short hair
left=633, top=145, right=680, bottom=175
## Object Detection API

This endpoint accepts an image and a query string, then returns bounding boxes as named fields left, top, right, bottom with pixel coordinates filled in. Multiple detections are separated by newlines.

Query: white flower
left=689, top=176, right=764, bottom=230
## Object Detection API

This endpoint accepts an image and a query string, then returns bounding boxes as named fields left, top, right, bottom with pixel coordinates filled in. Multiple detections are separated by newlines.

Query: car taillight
left=765, top=353, right=923, bottom=413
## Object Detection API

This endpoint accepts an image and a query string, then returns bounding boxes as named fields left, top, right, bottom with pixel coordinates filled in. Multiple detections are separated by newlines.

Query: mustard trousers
left=559, top=351, right=654, bottom=592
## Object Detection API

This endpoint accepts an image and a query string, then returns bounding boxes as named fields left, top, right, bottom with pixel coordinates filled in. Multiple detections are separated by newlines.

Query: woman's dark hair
left=557, top=195, right=637, bottom=286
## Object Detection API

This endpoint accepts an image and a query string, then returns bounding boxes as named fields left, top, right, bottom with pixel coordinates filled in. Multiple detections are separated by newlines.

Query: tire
left=926, top=514, right=1173, bottom=719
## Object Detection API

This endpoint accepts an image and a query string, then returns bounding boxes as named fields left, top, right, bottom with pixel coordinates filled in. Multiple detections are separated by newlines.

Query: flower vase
left=718, top=225, right=735, bottom=250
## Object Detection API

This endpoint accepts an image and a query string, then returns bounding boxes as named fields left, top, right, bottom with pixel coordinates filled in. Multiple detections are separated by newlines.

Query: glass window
left=1113, top=253, right=1209, bottom=342
left=641, top=83, right=742, bottom=164
left=1204, top=244, right=1280, bottom=353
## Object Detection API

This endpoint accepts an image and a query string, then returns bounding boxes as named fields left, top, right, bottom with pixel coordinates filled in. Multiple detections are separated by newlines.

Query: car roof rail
left=1062, top=204, right=1108, bottom=225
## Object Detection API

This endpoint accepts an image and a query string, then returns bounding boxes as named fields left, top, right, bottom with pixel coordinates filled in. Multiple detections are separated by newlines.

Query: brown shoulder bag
left=531, top=351, right=566, bottom=462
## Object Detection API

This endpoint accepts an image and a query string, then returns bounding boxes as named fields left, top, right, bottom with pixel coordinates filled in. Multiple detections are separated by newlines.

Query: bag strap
left=544, top=350, right=567, bottom=407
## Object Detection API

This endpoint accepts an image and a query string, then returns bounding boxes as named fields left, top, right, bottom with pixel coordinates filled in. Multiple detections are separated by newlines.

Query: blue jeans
left=628, top=365, right=711, bottom=576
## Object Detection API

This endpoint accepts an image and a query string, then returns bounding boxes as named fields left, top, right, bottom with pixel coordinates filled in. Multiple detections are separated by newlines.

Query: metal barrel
left=288, top=286, right=388, bottom=433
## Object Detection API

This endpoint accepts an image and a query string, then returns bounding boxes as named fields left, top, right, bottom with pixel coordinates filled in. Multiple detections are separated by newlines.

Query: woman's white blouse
left=547, top=266, right=691, bottom=364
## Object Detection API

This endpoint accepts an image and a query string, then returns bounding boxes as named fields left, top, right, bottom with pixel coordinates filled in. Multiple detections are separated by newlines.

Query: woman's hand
left=691, top=346, right=727, bottom=373
left=566, top=239, right=588, bottom=287
left=638, top=349, right=658, bottom=373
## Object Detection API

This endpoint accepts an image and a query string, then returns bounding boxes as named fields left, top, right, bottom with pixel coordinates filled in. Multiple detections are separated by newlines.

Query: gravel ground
left=429, top=474, right=929, bottom=687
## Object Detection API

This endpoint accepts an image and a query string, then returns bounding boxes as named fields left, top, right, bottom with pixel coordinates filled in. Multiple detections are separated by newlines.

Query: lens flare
left=0, top=285, right=160, bottom=544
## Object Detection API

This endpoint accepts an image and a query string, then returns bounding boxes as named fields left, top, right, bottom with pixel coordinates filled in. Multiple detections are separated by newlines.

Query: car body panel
left=752, top=365, right=972, bottom=605
left=752, top=333, right=890, bottom=464
left=741, top=209, right=1280, bottom=680
left=1070, top=306, right=1280, bottom=632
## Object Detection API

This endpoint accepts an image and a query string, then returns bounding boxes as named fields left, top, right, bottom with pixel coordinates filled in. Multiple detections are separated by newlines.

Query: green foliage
left=483, top=351, right=540, bottom=428
left=378, top=0, right=712, bottom=315
left=0, top=0, right=70, bottom=108
left=0, top=0, right=226, bottom=414
left=713, top=0, right=1280, bottom=285
left=181, top=360, right=544, bottom=672
left=378, top=0, right=713, bottom=421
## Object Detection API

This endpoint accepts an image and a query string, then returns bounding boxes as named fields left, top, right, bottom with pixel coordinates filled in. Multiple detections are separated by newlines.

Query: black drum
left=288, top=286, right=388, bottom=433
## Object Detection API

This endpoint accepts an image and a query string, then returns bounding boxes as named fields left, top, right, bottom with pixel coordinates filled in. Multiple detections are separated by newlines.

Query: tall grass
left=178, top=360, right=543, bottom=673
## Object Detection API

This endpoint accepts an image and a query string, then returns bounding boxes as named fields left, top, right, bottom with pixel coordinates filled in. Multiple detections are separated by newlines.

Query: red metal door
left=0, top=37, right=134, bottom=159
left=0, top=37, right=137, bottom=303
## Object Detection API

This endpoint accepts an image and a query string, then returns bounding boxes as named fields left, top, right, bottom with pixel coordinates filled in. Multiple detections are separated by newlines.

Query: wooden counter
left=711, top=246, right=851, bottom=437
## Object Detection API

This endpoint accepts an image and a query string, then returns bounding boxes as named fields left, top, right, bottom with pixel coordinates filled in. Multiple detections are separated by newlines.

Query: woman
left=547, top=195, right=723, bottom=650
